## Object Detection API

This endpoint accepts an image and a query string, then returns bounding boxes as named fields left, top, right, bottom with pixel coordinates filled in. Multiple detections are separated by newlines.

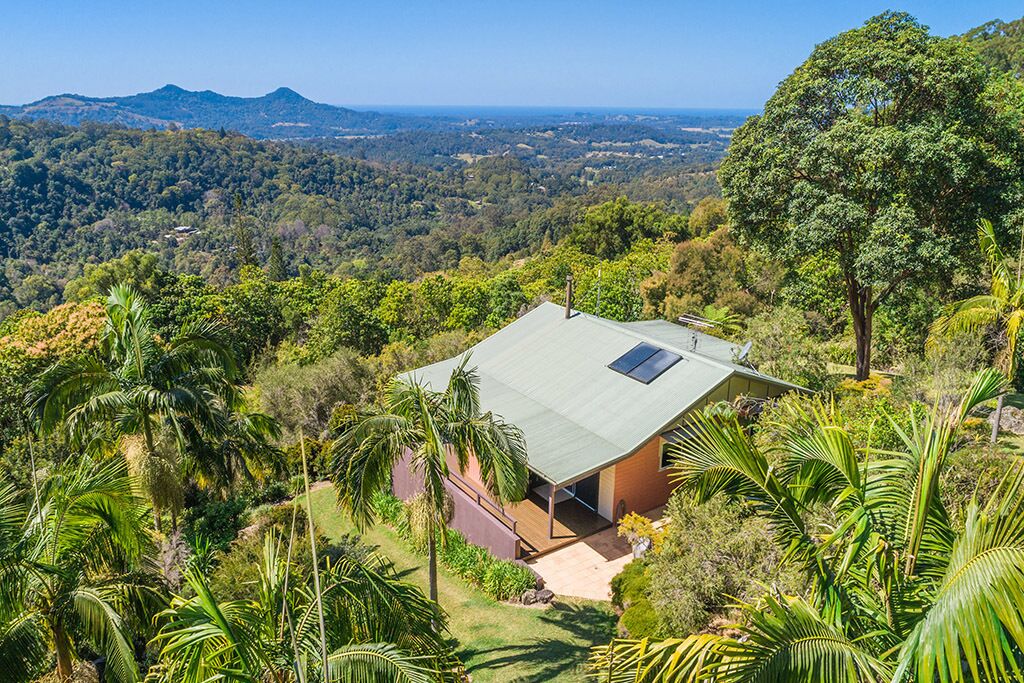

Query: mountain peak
left=0, top=85, right=415, bottom=138
left=153, top=84, right=187, bottom=95
left=265, top=87, right=306, bottom=102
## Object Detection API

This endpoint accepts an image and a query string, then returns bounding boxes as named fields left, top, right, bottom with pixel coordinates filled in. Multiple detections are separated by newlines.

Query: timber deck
left=506, top=491, right=610, bottom=559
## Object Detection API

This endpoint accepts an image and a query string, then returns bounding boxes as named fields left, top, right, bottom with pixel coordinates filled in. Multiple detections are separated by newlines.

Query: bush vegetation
left=371, top=492, right=536, bottom=602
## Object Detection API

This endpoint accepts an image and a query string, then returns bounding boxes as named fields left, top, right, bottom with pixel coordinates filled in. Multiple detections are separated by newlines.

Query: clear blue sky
left=1, top=1, right=1019, bottom=109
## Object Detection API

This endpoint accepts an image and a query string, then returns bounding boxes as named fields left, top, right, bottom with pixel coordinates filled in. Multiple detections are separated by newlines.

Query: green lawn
left=305, top=485, right=617, bottom=682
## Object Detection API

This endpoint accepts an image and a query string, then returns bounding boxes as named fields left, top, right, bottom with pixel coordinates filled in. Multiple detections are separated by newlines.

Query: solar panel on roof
left=608, top=343, right=683, bottom=384
left=629, top=349, right=682, bottom=383
left=608, top=342, right=659, bottom=374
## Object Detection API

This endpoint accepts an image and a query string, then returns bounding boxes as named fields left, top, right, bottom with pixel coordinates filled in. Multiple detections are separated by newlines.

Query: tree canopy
left=719, top=11, right=1024, bottom=379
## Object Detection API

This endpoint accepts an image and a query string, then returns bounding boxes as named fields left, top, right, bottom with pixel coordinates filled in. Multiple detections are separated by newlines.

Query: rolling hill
left=0, top=84, right=432, bottom=138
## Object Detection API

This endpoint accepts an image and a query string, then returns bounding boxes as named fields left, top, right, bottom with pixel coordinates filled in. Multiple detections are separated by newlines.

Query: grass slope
left=306, top=484, right=616, bottom=682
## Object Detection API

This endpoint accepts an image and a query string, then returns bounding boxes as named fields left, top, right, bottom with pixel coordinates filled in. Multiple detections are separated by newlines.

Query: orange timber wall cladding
left=611, top=436, right=672, bottom=518
left=606, top=375, right=780, bottom=519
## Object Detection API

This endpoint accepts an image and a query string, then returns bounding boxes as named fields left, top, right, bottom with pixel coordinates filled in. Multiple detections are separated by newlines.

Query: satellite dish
left=736, top=341, right=753, bottom=362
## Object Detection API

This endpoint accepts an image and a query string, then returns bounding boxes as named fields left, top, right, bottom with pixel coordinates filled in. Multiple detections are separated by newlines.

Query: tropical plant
left=590, top=368, right=1024, bottom=682
left=29, top=284, right=242, bottom=529
left=696, top=304, right=742, bottom=337
left=930, top=218, right=1024, bottom=443
left=0, top=457, right=160, bottom=682
left=330, top=356, right=528, bottom=603
left=184, top=401, right=283, bottom=495
left=147, top=532, right=461, bottom=682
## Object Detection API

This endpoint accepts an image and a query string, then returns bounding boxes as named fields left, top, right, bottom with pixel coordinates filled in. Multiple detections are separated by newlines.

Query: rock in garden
left=521, top=589, right=537, bottom=605
left=536, top=588, right=555, bottom=604
left=989, top=406, right=1024, bottom=435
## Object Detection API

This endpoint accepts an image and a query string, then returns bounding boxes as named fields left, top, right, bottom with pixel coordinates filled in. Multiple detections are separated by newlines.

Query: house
left=395, top=299, right=801, bottom=560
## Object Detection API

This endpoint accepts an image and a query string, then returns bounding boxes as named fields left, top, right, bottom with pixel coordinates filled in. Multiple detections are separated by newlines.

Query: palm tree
left=330, top=357, right=528, bottom=603
left=930, top=218, right=1024, bottom=443
left=184, top=401, right=283, bottom=496
left=591, top=368, right=1024, bottom=682
left=29, top=284, right=239, bottom=529
left=0, top=457, right=161, bottom=682
left=147, top=532, right=461, bottom=682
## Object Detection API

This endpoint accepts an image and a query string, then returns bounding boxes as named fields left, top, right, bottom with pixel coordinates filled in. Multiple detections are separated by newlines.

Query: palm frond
left=928, top=295, right=1001, bottom=346
left=978, top=218, right=1015, bottom=304
left=711, top=595, right=893, bottom=683
left=589, top=635, right=724, bottom=682
left=447, top=413, right=529, bottom=505
left=73, top=586, right=141, bottom=683
left=331, top=409, right=416, bottom=529
left=669, top=410, right=813, bottom=571
left=326, top=643, right=443, bottom=683
left=150, top=568, right=271, bottom=683
left=894, top=463, right=1024, bottom=683
left=0, top=608, right=47, bottom=683
left=777, top=399, right=862, bottom=506
left=322, top=555, right=449, bottom=655
left=443, top=355, right=481, bottom=421
left=955, top=367, right=1008, bottom=424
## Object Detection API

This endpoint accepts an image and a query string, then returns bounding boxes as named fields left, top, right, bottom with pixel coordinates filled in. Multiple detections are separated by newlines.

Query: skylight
left=608, top=343, right=683, bottom=384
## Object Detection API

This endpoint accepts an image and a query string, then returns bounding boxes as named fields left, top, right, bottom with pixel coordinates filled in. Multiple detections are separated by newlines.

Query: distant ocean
left=338, top=104, right=758, bottom=118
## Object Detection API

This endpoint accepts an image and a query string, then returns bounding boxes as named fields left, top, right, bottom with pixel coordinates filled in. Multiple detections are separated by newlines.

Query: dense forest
left=5, top=10, right=1024, bottom=683
left=0, top=115, right=723, bottom=316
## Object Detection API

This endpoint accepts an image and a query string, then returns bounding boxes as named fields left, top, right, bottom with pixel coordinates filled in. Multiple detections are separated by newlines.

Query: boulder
left=521, top=589, right=538, bottom=605
left=537, top=588, right=555, bottom=604
left=989, top=405, right=1024, bottom=435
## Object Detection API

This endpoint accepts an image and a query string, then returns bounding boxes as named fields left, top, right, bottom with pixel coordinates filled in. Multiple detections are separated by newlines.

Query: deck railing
left=446, top=470, right=518, bottom=535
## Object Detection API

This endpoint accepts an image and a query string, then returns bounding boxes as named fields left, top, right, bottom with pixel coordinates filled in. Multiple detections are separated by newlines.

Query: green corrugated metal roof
left=407, top=302, right=799, bottom=486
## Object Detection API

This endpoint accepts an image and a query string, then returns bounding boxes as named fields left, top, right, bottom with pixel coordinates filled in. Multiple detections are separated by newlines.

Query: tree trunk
left=53, top=621, right=74, bottom=681
left=143, top=419, right=163, bottom=534
left=847, top=276, right=874, bottom=381
left=427, top=523, right=438, bottom=605
left=991, top=393, right=1005, bottom=445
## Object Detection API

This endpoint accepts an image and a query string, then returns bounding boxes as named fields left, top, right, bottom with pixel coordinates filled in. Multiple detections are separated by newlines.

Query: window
left=659, top=440, right=675, bottom=470
left=660, top=424, right=698, bottom=470
left=609, top=343, right=683, bottom=384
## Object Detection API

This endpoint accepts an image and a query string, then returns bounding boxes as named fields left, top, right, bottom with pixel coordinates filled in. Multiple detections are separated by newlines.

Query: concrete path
left=527, top=507, right=665, bottom=601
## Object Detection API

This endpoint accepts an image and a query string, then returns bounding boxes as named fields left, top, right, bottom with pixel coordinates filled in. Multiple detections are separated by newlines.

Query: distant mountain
left=0, top=84, right=433, bottom=138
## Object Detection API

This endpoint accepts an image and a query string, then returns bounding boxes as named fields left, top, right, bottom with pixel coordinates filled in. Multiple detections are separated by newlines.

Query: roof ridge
left=569, top=309, right=801, bottom=388
left=571, top=310, right=751, bottom=374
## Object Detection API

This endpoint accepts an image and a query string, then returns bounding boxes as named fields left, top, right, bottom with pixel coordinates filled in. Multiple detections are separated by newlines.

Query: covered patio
left=506, top=487, right=610, bottom=558
left=441, top=464, right=610, bottom=559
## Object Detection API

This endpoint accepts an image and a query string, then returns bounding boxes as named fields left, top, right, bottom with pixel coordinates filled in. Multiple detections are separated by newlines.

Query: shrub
left=483, top=561, right=536, bottom=602
left=182, top=490, right=249, bottom=553
left=255, top=348, right=374, bottom=440
left=371, top=491, right=406, bottom=527
left=646, top=491, right=805, bottom=635
left=242, top=480, right=290, bottom=506
left=249, top=501, right=307, bottom=533
left=619, top=598, right=660, bottom=638
left=617, top=513, right=663, bottom=554
left=283, top=437, right=329, bottom=480
left=440, top=532, right=490, bottom=586
left=610, top=559, right=651, bottom=611
left=833, top=379, right=922, bottom=452
left=374, top=494, right=536, bottom=601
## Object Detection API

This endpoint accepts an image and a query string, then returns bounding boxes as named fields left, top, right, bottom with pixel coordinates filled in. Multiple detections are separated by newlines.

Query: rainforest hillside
left=0, top=116, right=722, bottom=314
